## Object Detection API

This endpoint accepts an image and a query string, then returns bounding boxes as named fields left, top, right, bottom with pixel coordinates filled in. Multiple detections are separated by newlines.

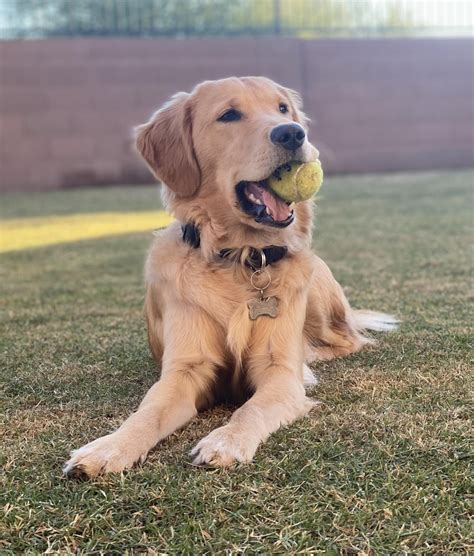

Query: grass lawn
left=1, top=171, right=472, bottom=554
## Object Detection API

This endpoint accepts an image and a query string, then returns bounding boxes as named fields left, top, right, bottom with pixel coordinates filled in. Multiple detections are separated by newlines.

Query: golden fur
left=64, top=77, right=394, bottom=477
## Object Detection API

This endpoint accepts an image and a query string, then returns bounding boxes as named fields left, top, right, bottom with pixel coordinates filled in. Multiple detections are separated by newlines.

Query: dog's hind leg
left=303, top=256, right=398, bottom=362
left=303, top=256, right=368, bottom=361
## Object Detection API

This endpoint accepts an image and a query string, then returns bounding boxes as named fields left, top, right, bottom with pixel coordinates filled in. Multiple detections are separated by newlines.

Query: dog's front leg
left=64, top=309, right=219, bottom=479
left=191, top=297, right=316, bottom=467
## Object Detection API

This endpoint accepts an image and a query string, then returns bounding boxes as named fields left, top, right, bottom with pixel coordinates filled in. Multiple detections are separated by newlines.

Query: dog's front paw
left=63, top=432, right=146, bottom=479
left=190, top=425, right=258, bottom=468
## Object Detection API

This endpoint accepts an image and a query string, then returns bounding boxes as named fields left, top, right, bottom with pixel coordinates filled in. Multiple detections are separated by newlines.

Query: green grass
left=1, top=171, right=473, bottom=554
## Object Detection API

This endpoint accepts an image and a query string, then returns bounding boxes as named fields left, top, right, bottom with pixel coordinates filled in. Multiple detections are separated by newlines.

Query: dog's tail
left=352, top=310, right=399, bottom=333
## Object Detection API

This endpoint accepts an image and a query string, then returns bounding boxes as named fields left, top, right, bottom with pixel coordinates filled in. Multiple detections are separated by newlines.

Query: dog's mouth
left=236, top=163, right=295, bottom=228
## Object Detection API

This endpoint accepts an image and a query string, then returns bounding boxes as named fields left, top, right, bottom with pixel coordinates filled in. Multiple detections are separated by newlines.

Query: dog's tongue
left=261, top=188, right=291, bottom=221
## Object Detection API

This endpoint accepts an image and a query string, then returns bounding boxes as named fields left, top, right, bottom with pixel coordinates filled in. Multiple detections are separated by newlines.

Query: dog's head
left=136, top=76, right=319, bottom=230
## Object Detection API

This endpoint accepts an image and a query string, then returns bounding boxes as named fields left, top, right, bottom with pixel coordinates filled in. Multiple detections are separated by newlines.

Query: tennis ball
left=268, top=160, right=324, bottom=203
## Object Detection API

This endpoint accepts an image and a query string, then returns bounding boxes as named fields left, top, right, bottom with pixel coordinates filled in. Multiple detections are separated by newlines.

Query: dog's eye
left=217, top=109, right=242, bottom=122
left=279, top=103, right=289, bottom=114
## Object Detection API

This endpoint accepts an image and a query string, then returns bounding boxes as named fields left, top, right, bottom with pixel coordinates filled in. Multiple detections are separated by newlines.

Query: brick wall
left=1, top=37, right=472, bottom=192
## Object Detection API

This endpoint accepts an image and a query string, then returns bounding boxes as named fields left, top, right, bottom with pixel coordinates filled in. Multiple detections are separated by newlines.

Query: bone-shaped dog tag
left=248, top=296, right=279, bottom=320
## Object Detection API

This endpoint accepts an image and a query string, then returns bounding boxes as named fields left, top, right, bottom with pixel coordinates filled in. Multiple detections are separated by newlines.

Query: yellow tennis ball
left=268, top=161, right=324, bottom=203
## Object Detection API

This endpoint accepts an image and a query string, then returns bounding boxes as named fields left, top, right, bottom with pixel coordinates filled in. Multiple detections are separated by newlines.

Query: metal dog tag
left=248, top=296, right=279, bottom=320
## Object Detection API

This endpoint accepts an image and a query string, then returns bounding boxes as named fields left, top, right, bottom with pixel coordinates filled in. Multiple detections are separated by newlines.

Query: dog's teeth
left=248, top=193, right=258, bottom=203
left=247, top=191, right=264, bottom=205
left=265, top=207, right=270, bottom=215
left=289, top=202, right=295, bottom=210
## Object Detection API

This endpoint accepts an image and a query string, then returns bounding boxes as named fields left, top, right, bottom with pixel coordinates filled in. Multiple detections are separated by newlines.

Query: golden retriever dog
left=64, top=76, right=396, bottom=478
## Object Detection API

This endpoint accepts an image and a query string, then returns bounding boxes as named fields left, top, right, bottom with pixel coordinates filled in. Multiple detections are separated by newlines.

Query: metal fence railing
left=1, top=0, right=473, bottom=39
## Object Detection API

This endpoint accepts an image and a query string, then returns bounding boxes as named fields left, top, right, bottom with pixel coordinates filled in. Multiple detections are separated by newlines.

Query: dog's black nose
left=270, top=123, right=306, bottom=151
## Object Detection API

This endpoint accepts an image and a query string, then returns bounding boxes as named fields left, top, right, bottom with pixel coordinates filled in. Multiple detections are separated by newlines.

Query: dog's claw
left=63, top=463, right=91, bottom=481
left=190, top=425, right=255, bottom=468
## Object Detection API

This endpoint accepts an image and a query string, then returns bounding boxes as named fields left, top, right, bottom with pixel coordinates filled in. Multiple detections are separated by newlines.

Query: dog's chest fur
left=145, top=226, right=314, bottom=357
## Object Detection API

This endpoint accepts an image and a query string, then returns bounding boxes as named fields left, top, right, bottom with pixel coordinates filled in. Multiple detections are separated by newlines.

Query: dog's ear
left=135, top=92, right=201, bottom=197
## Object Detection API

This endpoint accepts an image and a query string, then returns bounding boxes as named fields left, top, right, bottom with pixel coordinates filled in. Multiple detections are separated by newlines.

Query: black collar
left=181, top=222, right=288, bottom=270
